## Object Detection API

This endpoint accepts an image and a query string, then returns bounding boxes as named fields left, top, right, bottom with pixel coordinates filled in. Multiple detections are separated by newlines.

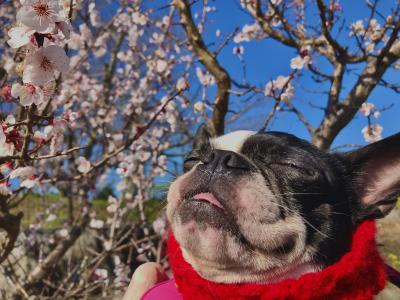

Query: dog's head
left=166, top=126, right=400, bottom=283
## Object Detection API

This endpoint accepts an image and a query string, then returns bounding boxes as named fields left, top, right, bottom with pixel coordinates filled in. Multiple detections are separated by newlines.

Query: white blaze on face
left=211, top=130, right=256, bottom=153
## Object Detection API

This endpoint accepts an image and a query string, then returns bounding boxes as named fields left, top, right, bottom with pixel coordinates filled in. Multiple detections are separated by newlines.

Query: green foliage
left=13, top=192, right=165, bottom=230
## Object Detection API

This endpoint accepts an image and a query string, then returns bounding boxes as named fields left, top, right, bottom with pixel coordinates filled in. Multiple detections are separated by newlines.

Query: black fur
left=179, top=128, right=400, bottom=268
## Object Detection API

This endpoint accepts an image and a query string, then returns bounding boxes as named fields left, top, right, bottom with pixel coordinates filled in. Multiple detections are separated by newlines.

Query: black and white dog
left=166, top=127, right=399, bottom=284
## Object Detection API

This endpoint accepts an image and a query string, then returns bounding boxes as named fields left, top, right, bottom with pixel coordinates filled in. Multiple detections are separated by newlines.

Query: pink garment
left=140, top=279, right=183, bottom=300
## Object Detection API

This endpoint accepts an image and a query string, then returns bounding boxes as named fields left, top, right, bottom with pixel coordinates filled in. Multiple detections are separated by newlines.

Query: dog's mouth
left=190, top=192, right=225, bottom=210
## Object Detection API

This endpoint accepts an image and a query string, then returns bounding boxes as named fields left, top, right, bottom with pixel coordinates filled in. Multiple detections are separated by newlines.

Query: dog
left=166, top=126, right=399, bottom=289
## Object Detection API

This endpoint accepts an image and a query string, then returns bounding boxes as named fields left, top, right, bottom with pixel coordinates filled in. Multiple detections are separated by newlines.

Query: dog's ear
left=343, top=133, right=400, bottom=221
left=193, top=124, right=211, bottom=150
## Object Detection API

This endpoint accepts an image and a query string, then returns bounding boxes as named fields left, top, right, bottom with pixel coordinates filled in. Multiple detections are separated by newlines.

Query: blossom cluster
left=359, top=102, right=383, bottom=143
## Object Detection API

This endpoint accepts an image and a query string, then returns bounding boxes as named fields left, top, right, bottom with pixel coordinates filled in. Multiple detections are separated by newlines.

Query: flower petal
left=17, top=6, right=54, bottom=33
left=7, top=26, right=32, bottom=48
left=23, top=62, right=54, bottom=85
left=43, top=45, right=70, bottom=73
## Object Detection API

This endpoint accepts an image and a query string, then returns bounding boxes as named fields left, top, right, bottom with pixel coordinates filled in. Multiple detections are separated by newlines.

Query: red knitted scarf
left=167, top=220, right=386, bottom=300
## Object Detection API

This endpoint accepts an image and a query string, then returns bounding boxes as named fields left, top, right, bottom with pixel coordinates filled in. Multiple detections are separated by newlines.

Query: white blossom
left=196, top=67, right=215, bottom=86
left=11, top=83, right=45, bottom=106
left=90, top=219, right=104, bottom=229
left=194, top=101, right=206, bottom=114
left=290, top=55, right=310, bottom=69
left=0, top=126, right=14, bottom=156
left=264, top=75, right=294, bottom=102
left=176, top=77, right=189, bottom=91
left=7, top=26, right=35, bottom=48
left=77, top=156, right=91, bottom=173
left=23, top=45, right=70, bottom=85
left=360, top=102, right=375, bottom=117
left=94, top=268, right=108, bottom=281
left=362, top=124, right=383, bottom=143
left=20, top=178, right=39, bottom=189
left=16, top=0, right=65, bottom=33
left=9, top=166, right=36, bottom=180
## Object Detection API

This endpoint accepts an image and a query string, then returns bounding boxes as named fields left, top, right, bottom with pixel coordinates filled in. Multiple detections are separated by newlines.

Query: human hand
left=122, top=262, right=168, bottom=300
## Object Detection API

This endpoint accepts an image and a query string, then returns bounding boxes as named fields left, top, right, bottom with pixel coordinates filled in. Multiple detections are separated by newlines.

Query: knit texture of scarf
left=167, top=220, right=386, bottom=300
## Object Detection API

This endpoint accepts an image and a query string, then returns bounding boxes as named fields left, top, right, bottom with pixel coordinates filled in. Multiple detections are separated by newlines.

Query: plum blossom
left=5, top=115, right=15, bottom=125
left=194, top=101, right=206, bottom=114
left=264, top=75, right=295, bottom=102
left=290, top=55, right=310, bottom=69
left=196, top=67, right=215, bottom=86
left=23, top=45, right=69, bottom=85
left=1, top=85, right=12, bottom=102
left=46, top=214, right=57, bottom=222
left=350, top=20, right=364, bottom=36
left=58, top=228, right=69, bottom=238
left=9, top=166, right=36, bottom=180
left=88, top=3, right=102, bottom=27
left=153, top=216, right=166, bottom=235
left=290, top=46, right=311, bottom=70
left=132, top=11, right=148, bottom=25
left=156, top=59, right=168, bottom=73
left=360, top=102, right=380, bottom=118
left=11, top=83, right=45, bottom=106
left=0, top=126, right=15, bottom=156
left=20, top=177, right=39, bottom=189
left=360, top=102, right=375, bottom=117
left=94, top=268, right=108, bottom=281
left=7, top=26, right=35, bottom=48
left=16, top=0, right=65, bottom=33
left=362, top=124, right=383, bottom=143
left=90, top=219, right=104, bottom=229
left=77, top=156, right=91, bottom=173
left=233, top=45, right=244, bottom=56
left=176, top=77, right=189, bottom=91
left=234, top=23, right=263, bottom=43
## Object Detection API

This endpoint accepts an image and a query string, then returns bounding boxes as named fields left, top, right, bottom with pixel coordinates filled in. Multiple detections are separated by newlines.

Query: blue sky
left=187, top=0, right=399, bottom=149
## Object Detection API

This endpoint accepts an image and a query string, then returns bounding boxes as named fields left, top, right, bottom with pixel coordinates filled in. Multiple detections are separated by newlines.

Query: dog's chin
left=171, top=217, right=317, bottom=284
left=182, top=247, right=320, bottom=284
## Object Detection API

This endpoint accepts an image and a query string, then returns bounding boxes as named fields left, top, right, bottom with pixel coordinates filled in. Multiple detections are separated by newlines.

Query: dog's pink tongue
left=193, top=192, right=224, bottom=209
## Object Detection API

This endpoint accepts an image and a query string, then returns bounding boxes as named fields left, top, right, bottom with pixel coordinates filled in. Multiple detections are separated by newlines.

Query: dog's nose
left=200, top=150, right=249, bottom=173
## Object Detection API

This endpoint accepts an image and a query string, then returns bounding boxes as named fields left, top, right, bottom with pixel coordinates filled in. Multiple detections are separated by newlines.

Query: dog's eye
left=270, top=163, right=316, bottom=177
left=183, top=156, right=199, bottom=172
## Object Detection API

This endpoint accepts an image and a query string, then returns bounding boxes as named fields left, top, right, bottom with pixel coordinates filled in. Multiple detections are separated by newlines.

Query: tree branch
left=175, top=0, right=231, bottom=135
left=313, top=39, right=400, bottom=149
